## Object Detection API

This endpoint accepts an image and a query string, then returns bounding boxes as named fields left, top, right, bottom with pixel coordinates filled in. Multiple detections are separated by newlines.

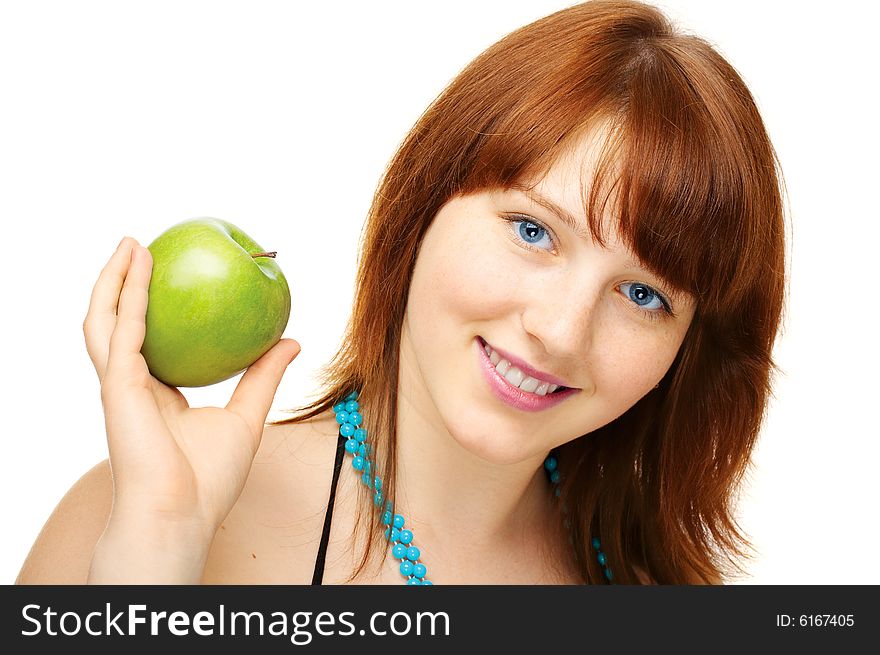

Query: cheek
left=409, top=230, right=518, bottom=330
left=591, top=324, right=684, bottom=411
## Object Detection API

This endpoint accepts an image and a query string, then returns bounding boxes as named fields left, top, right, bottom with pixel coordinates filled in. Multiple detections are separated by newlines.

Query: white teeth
left=503, top=367, right=525, bottom=387
left=519, top=376, right=541, bottom=393
left=483, top=341, right=563, bottom=395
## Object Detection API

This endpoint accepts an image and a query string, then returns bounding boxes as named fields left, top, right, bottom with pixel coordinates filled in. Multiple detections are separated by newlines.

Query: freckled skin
left=398, top=133, right=696, bottom=464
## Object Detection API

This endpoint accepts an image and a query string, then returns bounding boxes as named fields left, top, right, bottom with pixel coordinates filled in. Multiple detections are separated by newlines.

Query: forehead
left=505, top=122, right=698, bottom=302
left=537, top=124, right=610, bottom=191
left=515, top=122, right=625, bottom=247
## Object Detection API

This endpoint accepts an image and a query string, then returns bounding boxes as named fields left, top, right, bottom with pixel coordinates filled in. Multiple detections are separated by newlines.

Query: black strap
left=311, top=433, right=347, bottom=585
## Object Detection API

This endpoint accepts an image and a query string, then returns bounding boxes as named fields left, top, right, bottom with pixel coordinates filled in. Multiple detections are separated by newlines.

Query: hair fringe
left=270, top=0, right=786, bottom=585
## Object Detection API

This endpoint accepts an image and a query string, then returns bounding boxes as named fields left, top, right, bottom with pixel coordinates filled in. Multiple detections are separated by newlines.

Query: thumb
left=226, top=338, right=301, bottom=441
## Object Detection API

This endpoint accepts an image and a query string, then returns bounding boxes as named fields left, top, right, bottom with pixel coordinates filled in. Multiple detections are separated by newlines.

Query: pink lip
left=476, top=337, right=579, bottom=412
left=477, top=337, right=574, bottom=388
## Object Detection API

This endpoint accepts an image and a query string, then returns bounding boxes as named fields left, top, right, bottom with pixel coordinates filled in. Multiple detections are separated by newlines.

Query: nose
left=520, top=269, right=599, bottom=365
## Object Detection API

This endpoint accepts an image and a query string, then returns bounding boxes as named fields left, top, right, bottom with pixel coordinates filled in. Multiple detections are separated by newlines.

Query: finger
left=226, top=339, right=301, bottom=442
left=83, top=237, right=139, bottom=379
left=105, top=245, right=154, bottom=380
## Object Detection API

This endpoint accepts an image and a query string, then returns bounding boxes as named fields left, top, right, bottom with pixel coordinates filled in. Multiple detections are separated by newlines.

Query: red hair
left=272, top=0, right=786, bottom=584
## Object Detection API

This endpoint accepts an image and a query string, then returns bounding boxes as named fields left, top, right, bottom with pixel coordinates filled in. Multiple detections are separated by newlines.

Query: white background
left=1, top=0, right=877, bottom=585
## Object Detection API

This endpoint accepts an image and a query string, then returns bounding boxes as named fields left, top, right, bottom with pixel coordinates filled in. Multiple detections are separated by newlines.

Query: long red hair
left=271, top=0, right=786, bottom=584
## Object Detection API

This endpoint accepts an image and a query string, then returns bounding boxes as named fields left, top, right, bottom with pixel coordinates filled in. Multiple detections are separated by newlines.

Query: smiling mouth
left=478, top=337, right=573, bottom=395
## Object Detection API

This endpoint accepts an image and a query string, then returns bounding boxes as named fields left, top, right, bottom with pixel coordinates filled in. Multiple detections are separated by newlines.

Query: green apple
left=141, top=218, right=291, bottom=387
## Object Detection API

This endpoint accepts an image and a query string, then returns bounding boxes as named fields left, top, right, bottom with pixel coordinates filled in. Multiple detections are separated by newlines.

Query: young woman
left=17, top=0, right=785, bottom=585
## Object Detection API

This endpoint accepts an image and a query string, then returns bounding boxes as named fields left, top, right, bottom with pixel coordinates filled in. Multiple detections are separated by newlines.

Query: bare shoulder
left=258, top=412, right=343, bottom=529
left=16, top=459, right=113, bottom=585
left=200, top=409, right=342, bottom=584
left=249, top=409, right=342, bottom=515
left=16, top=414, right=342, bottom=586
left=256, top=409, right=341, bottom=474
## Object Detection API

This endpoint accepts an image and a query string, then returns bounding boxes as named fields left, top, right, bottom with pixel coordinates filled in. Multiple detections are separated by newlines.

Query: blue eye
left=506, top=215, right=554, bottom=251
left=619, top=282, right=669, bottom=314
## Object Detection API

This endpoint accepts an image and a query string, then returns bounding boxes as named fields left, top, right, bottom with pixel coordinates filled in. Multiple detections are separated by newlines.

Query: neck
left=389, top=378, right=563, bottom=577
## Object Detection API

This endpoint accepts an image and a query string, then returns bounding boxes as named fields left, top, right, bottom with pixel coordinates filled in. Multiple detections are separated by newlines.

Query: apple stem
left=251, top=251, right=277, bottom=258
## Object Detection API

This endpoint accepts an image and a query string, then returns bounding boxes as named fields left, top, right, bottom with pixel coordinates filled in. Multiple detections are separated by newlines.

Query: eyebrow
left=509, top=183, right=591, bottom=241
left=508, top=183, right=669, bottom=282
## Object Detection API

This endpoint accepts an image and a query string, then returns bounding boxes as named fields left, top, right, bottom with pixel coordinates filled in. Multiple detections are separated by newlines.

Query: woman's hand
left=83, top=237, right=300, bottom=581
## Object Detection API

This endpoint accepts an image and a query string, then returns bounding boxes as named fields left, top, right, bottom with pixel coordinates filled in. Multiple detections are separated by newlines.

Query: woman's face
left=399, top=134, right=696, bottom=465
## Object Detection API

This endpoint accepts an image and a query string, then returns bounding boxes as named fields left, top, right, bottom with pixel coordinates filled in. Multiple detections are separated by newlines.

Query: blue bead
left=399, top=529, right=413, bottom=545
left=399, top=561, right=414, bottom=576
left=406, top=577, right=422, bottom=585
left=406, top=546, right=420, bottom=561
left=392, top=514, right=405, bottom=529
left=550, top=470, right=560, bottom=483
left=385, top=499, right=394, bottom=511
left=604, top=568, right=613, bottom=581
left=344, top=439, right=358, bottom=454
left=392, top=544, right=407, bottom=559
left=544, top=455, right=557, bottom=472
left=413, top=563, right=427, bottom=578
left=421, top=579, right=433, bottom=586
left=357, top=444, right=366, bottom=457
left=352, top=456, right=365, bottom=471
left=345, top=391, right=358, bottom=401
left=598, top=552, right=607, bottom=566
left=354, top=427, right=367, bottom=442
left=382, top=511, right=392, bottom=526
left=340, top=423, right=355, bottom=437
left=335, top=411, right=349, bottom=425
left=362, top=472, right=372, bottom=486
left=344, top=400, right=359, bottom=413
left=373, top=490, right=384, bottom=506
left=332, top=402, right=345, bottom=414
left=373, top=476, right=382, bottom=491
left=591, top=537, right=601, bottom=550
left=554, top=487, right=561, bottom=497
left=385, top=527, right=400, bottom=542
left=348, top=411, right=363, bottom=426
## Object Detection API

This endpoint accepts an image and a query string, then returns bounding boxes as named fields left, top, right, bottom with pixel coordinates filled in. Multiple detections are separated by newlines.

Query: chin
left=442, top=405, right=539, bottom=466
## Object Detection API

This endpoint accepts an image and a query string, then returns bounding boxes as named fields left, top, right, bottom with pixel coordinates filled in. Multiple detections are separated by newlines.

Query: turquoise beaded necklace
left=332, top=390, right=613, bottom=584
